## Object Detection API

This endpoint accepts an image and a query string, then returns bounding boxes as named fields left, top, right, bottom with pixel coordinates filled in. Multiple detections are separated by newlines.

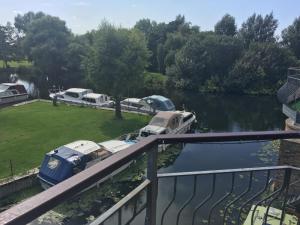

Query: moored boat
left=121, top=95, right=176, bottom=114
left=38, top=139, right=135, bottom=189
left=0, top=83, right=28, bottom=105
left=138, top=111, right=196, bottom=139
left=49, top=88, right=113, bottom=107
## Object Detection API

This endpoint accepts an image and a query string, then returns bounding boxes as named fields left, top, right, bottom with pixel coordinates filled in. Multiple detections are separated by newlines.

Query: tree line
left=1, top=12, right=300, bottom=99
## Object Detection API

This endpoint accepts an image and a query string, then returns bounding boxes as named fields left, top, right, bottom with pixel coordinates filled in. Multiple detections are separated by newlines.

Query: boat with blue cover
left=38, top=139, right=135, bottom=189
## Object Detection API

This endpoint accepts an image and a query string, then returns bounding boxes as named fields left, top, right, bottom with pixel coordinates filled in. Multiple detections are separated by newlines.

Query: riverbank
left=0, top=101, right=150, bottom=178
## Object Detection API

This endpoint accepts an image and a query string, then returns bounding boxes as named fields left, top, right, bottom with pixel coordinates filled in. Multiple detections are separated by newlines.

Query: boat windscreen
left=0, top=84, right=8, bottom=91
left=47, top=157, right=61, bottom=169
left=149, top=117, right=168, bottom=127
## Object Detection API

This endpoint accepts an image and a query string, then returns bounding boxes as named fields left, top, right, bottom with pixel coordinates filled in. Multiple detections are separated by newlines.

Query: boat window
left=65, top=92, right=79, bottom=98
left=88, top=149, right=111, bottom=160
left=170, top=117, right=179, bottom=129
left=47, top=157, right=61, bottom=170
left=149, top=117, right=168, bottom=127
left=141, top=131, right=151, bottom=137
left=105, top=96, right=108, bottom=101
left=131, top=103, right=142, bottom=108
left=164, top=100, right=175, bottom=110
left=11, top=90, right=18, bottom=94
left=15, top=85, right=27, bottom=94
left=82, top=97, right=96, bottom=103
left=122, top=101, right=130, bottom=106
left=183, top=114, right=193, bottom=122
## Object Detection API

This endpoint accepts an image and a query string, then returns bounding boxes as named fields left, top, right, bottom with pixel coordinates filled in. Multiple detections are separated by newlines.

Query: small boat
left=243, top=205, right=298, bottom=225
left=121, top=95, right=175, bottom=114
left=138, top=111, right=196, bottom=139
left=0, top=83, right=28, bottom=105
left=38, top=139, right=135, bottom=189
left=49, top=88, right=114, bottom=107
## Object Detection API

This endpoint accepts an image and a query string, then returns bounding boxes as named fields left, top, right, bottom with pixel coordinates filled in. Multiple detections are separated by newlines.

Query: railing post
left=145, top=146, right=158, bottom=225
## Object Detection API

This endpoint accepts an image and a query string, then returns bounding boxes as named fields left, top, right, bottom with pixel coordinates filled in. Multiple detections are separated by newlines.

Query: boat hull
left=0, top=94, right=28, bottom=105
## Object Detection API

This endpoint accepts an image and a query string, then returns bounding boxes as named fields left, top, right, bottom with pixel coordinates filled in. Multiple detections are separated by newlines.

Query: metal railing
left=277, top=67, right=300, bottom=104
left=1, top=131, right=300, bottom=225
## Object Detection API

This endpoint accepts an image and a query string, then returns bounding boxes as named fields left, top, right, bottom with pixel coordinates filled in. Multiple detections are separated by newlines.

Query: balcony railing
left=1, top=131, right=300, bottom=225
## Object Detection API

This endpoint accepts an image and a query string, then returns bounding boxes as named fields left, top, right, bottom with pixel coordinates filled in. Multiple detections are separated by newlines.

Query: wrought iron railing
left=1, top=131, right=300, bottom=225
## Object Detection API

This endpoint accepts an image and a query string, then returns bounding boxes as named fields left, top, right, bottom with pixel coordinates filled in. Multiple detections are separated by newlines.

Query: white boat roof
left=66, top=88, right=91, bottom=93
left=99, top=140, right=133, bottom=154
left=64, top=140, right=100, bottom=155
left=1, top=83, right=20, bottom=86
left=122, top=98, right=142, bottom=103
left=84, top=93, right=107, bottom=99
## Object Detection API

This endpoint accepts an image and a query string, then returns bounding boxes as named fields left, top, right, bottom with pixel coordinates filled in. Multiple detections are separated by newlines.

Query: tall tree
left=0, top=22, right=18, bottom=68
left=226, top=43, right=297, bottom=94
left=86, top=22, right=149, bottom=119
left=22, top=14, right=71, bottom=88
left=282, top=17, right=300, bottom=59
left=215, top=14, right=237, bottom=36
left=239, top=13, right=278, bottom=46
left=14, top=11, right=45, bottom=34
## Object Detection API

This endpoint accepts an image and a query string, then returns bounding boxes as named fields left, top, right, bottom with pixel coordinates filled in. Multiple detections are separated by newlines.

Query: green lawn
left=0, top=60, right=32, bottom=68
left=0, top=102, right=150, bottom=178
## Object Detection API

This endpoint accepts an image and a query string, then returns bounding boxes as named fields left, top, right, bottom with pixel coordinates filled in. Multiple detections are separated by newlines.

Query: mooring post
left=145, top=146, right=158, bottom=225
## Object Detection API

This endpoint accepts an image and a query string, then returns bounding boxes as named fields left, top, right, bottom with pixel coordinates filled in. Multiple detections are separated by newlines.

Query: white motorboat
left=49, top=88, right=114, bottom=107
left=121, top=95, right=176, bottom=114
left=0, top=83, right=28, bottom=105
left=38, top=139, right=136, bottom=189
left=138, top=111, right=196, bottom=138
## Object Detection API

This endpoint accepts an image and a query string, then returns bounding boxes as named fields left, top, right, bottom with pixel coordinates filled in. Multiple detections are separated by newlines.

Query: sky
left=0, top=0, right=299, bottom=35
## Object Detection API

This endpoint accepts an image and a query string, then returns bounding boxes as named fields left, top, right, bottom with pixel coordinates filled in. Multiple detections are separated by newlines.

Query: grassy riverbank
left=290, top=100, right=300, bottom=112
left=0, top=102, right=150, bottom=178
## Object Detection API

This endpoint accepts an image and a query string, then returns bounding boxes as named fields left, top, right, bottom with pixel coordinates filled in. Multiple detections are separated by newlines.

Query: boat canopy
left=149, top=111, right=182, bottom=128
left=142, top=95, right=175, bottom=111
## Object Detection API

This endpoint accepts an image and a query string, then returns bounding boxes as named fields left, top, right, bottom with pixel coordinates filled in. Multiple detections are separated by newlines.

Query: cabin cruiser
left=138, top=111, right=196, bottom=139
left=121, top=95, right=175, bottom=114
left=38, top=139, right=135, bottom=189
left=49, top=88, right=114, bottom=107
left=0, top=83, right=28, bottom=105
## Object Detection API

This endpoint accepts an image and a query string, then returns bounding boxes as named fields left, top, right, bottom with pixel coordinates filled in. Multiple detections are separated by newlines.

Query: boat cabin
left=82, top=93, right=111, bottom=105
left=63, top=88, right=93, bottom=100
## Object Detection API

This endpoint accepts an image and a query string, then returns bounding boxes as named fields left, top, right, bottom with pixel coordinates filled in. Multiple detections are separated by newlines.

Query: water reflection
left=170, top=92, right=285, bottom=132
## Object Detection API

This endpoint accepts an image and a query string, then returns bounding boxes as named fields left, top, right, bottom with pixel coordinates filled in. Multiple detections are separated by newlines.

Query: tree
left=239, top=13, right=278, bottom=46
left=22, top=15, right=71, bottom=88
left=166, top=32, right=242, bottom=91
left=86, top=22, right=149, bottom=119
left=282, top=17, right=300, bottom=59
left=14, top=11, right=45, bottom=34
left=0, top=22, right=19, bottom=68
left=215, top=14, right=237, bottom=36
left=226, top=42, right=297, bottom=94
